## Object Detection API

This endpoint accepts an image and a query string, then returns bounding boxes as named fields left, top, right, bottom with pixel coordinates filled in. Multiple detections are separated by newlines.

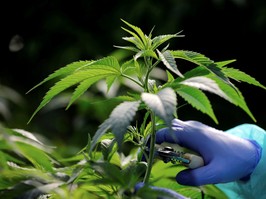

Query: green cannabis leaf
left=180, top=76, right=232, bottom=102
left=141, top=87, right=177, bottom=127
left=90, top=101, right=140, bottom=151
left=27, top=56, right=121, bottom=123
left=157, top=50, right=184, bottom=78
left=175, top=85, right=218, bottom=123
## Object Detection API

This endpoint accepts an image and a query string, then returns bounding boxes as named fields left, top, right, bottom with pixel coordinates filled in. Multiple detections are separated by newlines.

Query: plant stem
left=143, top=111, right=156, bottom=184
left=144, top=59, right=160, bottom=92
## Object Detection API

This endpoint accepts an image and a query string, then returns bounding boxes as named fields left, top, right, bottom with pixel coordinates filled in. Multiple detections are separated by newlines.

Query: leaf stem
left=143, top=111, right=156, bottom=183
left=144, top=59, right=160, bottom=92
left=121, top=74, right=143, bottom=88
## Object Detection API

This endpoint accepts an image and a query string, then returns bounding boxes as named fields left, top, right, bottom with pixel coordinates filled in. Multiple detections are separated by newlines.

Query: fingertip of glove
left=176, top=170, right=198, bottom=186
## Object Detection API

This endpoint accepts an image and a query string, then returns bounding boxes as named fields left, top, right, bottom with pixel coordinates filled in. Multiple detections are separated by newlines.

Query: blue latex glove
left=155, top=119, right=262, bottom=186
left=135, top=182, right=190, bottom=199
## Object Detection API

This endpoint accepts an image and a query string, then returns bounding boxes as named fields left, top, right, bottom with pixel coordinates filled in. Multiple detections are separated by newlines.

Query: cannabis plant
left=1, top=19, right=265, bottom=198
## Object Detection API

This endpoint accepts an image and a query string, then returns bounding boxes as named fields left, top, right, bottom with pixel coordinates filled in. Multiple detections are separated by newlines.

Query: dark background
left=1, top=0, right=265, bottom=147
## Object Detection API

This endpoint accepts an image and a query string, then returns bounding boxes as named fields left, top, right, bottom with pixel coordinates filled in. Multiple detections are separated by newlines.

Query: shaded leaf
left=91, top=161, right=125, bottom=185
left=66, top=75, right=105, bottom=109
left=90, top=101, right=140, bottom=151
left=157, top=50, right=184, bottom=78
left=210, top=75, right=256, bottom=121
left=176, top=85, right=218, bottom=123
left=26, top=60, right=93, bottom=93
left=141, top=88, right=177, bottom=127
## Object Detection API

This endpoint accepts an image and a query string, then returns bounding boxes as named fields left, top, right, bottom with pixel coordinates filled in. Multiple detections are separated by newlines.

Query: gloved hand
left=155, top=119, right=262, bottom=186
left=134, top=182, right=189, bottom=199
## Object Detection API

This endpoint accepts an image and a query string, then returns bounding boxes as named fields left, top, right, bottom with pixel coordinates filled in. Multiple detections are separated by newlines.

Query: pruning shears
left=150, top=143, right=204, bottom=169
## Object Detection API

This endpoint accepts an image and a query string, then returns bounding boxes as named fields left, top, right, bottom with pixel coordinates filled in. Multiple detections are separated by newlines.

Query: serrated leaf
left=166, top=70, right=175, bottom=83
left=176, top=85, right=218, bottom=123
left=141, top=87, right=177, bottom=127
left=29, top=65, right=121, bottom=123
left=66, top=75, right=106, bottom=109
left=216, top=59, right=236, bottom=67
left=173, top=66, right=258, bottom=122
left=93, top=56, right=121, bottom=71
left=91, top=161, right=125, bottom=185
left=157, top=50, right=184, bottom=78
left=121, top=36, right=144, bottom=50
left=90, top=101, right=140, bottom=151
left=27, top=56, right=120, bottom=94
left=222, top=67, right=266, bottom=90
left=151, top=32, right=184, bottom=50
left=134, top=49, right=158, bottom=61
left=121, top=19, right=147, bottom=48
left=180, top=76, right=232, bottom=103
left=170, top=50, right=214, bottom=66
left=26, top=60, right=94, bottom=94
left=169, top=50, right=234, bottom=87
left=209, top=75, right=256, bottom=121
left=113, top=45, right=139, bottom=53
left=106, top=76, right=117, bottom=92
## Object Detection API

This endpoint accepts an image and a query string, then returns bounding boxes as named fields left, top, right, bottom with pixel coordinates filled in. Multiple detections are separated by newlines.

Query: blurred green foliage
left=1, top=0, right=266, bottom=149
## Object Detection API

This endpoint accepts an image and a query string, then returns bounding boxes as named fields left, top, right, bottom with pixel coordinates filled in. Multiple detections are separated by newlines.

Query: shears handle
left=183, top=152, right=204, bottom=169
left=159, top=142, right=204, bottom=169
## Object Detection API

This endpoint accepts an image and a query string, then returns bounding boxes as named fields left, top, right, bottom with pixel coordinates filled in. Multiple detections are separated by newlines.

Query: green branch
left=143, top=111, right=156, bottom=183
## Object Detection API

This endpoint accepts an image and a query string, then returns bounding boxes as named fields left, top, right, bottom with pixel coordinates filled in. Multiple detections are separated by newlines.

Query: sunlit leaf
left=134, top=49, right=158, bottom=61
left=121, top=36, right=144, bottom=50
left=152, top=32, right=184, bottom=50
left=113, top=45, right=139, bottom=52
left=121, top=19, right=147, bottom=48
left=216, top=59, right=236, bottom=67
left=221, top=67, right=266, bottom=90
